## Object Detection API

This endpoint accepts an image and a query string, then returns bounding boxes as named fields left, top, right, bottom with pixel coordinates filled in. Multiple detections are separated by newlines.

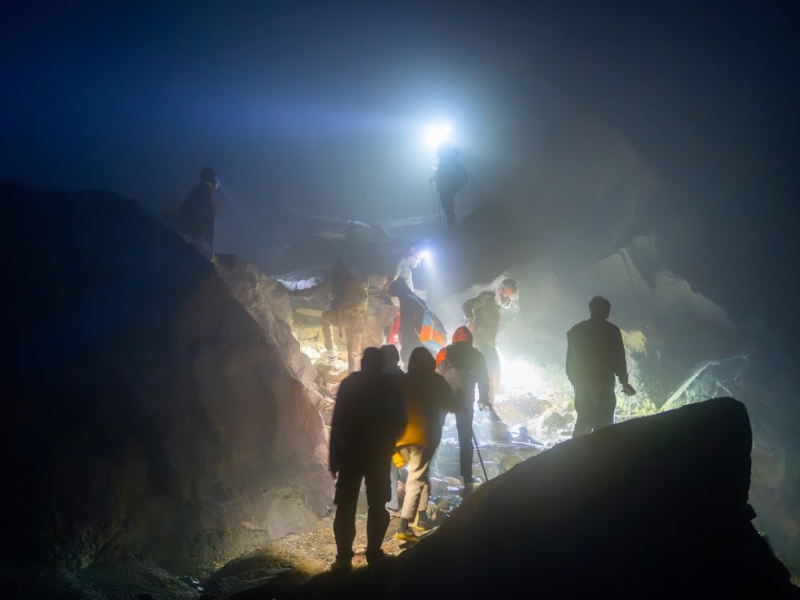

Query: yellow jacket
left=396, top=372, right=454, bottom=449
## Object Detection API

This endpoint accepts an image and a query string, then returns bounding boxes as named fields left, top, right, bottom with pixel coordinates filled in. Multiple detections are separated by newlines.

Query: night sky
left=2, top=1, right=799, bottom=327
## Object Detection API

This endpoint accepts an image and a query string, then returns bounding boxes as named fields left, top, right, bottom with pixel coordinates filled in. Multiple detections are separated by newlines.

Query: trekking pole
left=429, top=179, right=443, bottom=232
left=472, top=427, right=489, bottom=482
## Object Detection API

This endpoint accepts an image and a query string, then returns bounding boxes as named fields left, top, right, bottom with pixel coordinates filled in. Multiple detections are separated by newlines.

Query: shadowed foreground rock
left=286, top=398, right=797, bottom=600
left=0, top=182, right=331, bottom=586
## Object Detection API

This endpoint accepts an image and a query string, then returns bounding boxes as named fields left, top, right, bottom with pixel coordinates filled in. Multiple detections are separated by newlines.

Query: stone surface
left=1, top=182, right=332, bottom=579
left=291, top=398, right=799, bottom=599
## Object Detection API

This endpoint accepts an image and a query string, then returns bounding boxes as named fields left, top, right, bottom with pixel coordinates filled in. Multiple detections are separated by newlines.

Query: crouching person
left=329, top=348, right=406, bottom=571
left=395, top=347, right=455, bottom=543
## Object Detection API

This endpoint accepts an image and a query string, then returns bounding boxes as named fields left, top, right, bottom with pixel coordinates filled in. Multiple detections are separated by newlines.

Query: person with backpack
left=394, top=347, right=455, bottom=543
left=433, top=142, right=468, bottom=229
left=567, top=296, right=636, bottom=437
left=178, top=167, right=220, bottom=253
left=462, top=278, right=518, bottom=397
left=329, top=347, right=406, bottom=572
left=435, top=326, right=491, bottom=495
left=388, top=277, right=446, bottom=369
left=321, top=260, right=369, bottom=373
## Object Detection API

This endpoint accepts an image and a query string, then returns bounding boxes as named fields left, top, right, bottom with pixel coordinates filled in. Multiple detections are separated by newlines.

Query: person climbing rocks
left=433, top=142, right=468, bottom=229
left=435, top=326, right=491, bottom=495
left=462, top=278, right=518, bottom=398
left=567, top=296, right=636, bottom=437
left=178, top=167, right=220, bottom=254
left=394, top=347, right=455, bottom=543
left=329, top=348, right=406, bottom=572
left=380, top=344, right=405, bottom=517
left=388, top=276, right=428, bottom=369
left=388, top=245, right=424, bottom=293
left=321, top=259, right=368, bottom=373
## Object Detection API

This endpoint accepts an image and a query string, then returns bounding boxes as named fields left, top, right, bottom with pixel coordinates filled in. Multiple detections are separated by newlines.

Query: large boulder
left=295, top=398, right=798, bottom=599
left=0, top=182, right=332, bottom=575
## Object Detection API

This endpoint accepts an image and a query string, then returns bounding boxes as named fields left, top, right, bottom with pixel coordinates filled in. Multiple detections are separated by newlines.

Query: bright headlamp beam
left=425, top=123, right=452, bottom=150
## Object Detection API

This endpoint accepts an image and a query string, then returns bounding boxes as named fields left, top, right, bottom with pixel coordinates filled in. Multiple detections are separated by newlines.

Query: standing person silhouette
left=567, top=296, right=636, bottom=437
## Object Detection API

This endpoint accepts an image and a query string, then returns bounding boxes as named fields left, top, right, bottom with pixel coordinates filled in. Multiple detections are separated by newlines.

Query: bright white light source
left=420, top=250, right=431, bottom=262
left=425, top=123, right=452, bottom=150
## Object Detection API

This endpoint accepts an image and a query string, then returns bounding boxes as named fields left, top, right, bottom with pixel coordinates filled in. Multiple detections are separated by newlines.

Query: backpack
left=409, top=295, right=447, bottom=352
left=340, top=277, right=368, bottom=318
left=436, top=357, right=463, bottom=393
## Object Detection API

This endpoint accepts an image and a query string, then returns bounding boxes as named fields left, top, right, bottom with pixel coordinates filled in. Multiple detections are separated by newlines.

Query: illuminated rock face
left=1, top=183, right=331, bottom=573
left=299, top=398, right=799, bottom=599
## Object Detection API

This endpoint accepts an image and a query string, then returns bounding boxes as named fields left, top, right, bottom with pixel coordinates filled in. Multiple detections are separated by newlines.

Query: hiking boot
left=331, top=557, right=353, bottom=573
left=462, top=482, right=474, bottom=498
left=366, top=550, right=386, bottom=565
left=386, top=507, right=401, bottom=519
left=395, top=529, right=420, bottom=543
left=413, top=517, right=434, bottom=532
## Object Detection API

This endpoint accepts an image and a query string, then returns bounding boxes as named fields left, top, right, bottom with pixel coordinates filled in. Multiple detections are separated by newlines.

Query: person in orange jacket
left=435, top=326, right=491, bottom=495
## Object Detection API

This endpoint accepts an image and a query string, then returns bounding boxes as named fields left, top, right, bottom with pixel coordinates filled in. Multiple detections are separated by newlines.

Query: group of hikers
left=174, top=158, right=636, bottom=573
left=325, top=253, right=635, bottom=571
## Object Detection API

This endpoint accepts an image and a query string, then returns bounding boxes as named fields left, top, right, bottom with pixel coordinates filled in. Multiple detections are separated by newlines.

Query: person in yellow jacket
left=394, top=347, right=456, bottom=543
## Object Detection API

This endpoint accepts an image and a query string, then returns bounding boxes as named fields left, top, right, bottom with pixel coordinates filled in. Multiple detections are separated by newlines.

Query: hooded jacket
left=396, top=350, right=454, bottom=448
left=435, top=326, right=490, bottom=411
left=329, top=363, right=406, bottom=472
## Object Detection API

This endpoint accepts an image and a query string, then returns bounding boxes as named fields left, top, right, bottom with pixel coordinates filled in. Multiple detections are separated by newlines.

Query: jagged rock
left=292, top=398, right=799, bottom=599
left=0, top=183, right=332, bottom=578
left=214, top=253, right=317, bottom=384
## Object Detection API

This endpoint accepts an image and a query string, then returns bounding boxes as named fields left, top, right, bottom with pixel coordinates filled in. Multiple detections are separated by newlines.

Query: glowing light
left=425, top=122, right=452, bottom=150
left=420, top=250, right=432, bottom=262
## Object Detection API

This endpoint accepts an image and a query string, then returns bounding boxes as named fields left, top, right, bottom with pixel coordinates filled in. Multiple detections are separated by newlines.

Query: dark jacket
left=178, top=183, right=219, bottom=243
left=329, top=369, right=406, bottom=473
left=435, top=341, right=490, bottom=411
left=435, top=155, right=468, bottom=195
left=566, top=317, right=628, bottom=386
left=388, top=278, right=425, bottom=345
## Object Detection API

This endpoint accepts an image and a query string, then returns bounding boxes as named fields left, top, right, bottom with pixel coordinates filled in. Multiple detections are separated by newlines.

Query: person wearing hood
left=435, top=326, right=491, bottom=495
left=329, top=348, right=406, bottom=572
left=394, top=347, right=455, bottom=543
left=388, top=276, right=427, bottom=369
left=178, top=167, right=220, bottom=253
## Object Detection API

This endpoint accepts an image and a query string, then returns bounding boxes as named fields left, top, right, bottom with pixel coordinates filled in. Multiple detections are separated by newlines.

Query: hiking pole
left=429, top=179, right=443, bottom=231
left=472, top=427, right=489, bottom=482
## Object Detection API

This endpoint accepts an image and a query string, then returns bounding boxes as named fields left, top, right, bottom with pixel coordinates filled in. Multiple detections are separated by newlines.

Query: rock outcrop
left=1, top=182, right=332, bottom=577
left=294, top=398, right=798, bottom=599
